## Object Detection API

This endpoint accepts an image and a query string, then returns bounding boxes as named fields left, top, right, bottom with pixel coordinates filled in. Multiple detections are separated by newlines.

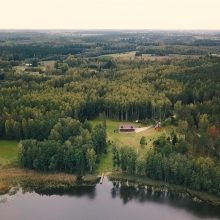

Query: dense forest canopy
left=0, top=31, right=220, bottom=194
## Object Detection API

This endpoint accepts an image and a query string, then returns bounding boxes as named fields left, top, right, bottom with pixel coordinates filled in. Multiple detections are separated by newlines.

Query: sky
left=0, top=0, right=220, bottom=30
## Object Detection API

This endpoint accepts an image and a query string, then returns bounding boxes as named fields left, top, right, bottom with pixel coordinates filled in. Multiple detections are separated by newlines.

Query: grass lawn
left=91, top=118, right=171, bottom=149
left=91, top=118, right=174, bottom=174
left=96, top=144, right=113, bottom=174
left=0, top=140, right=19, bottom=166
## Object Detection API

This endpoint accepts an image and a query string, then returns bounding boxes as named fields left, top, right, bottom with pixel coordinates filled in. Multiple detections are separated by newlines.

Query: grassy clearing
left=91, top=119, right=173, bottom=173
left=99, top=51, right=136, bottom=59
left=99, top=51, right=189, bottom=62
left=0, top=140, right=19, bottom=166
left=13, top=65, right=26, bottom=72
left=96, top=144, right=113, bottom=174
left=40, top=60, right=56, bottom=67
left=91, top=119, right=170, bottom=150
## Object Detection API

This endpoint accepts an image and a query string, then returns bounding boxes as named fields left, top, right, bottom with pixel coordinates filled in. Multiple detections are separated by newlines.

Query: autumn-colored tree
left=207, top=125, right=219, bottom=140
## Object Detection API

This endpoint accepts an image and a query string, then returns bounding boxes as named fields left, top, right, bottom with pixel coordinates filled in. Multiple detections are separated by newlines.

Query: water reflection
left=111, top=181, right=220, bottom=219
left=23, top=185, right=97, bottom=199
left=0, top=197, right=7, bottom=204
left=0, top=179, right=220, bottom=220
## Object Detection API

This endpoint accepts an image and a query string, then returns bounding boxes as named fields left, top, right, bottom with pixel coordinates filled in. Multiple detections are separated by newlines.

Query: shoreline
left=108, top=172, right=220, bottom=207
left=0, top=167, right=99, bottom=195
left=1, top=167, right=220, bottom=207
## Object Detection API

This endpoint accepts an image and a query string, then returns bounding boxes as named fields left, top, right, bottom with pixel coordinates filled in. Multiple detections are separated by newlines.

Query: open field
left=40, top=60, right=56, bottom=71
left=99, top=51, right=198, bottom=62
left=13, top=65, right=26, bottom=73
left=40, top=60, right=56, bottom=67
left=0, top=140, right=19, bottom=166
left=99, top=51, right=136, bottom=59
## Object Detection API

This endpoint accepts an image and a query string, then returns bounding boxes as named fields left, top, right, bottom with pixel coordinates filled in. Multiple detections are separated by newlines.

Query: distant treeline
left=0, top=44, right=85, bottom=59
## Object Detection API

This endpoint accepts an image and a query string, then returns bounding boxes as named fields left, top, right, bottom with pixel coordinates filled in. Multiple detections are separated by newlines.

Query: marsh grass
left=0, top=168, right=78, bottom=194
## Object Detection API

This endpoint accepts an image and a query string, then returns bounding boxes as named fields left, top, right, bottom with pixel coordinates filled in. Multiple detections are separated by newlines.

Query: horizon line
left=1, top=28, right=220, bottom=32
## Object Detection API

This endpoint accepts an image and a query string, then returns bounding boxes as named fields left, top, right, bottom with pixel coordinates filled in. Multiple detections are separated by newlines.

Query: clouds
left=0, top=0, right=220, bottom=29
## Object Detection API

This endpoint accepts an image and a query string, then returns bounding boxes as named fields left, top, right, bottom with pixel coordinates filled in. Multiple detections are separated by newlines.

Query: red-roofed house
left=119, top=124, right=135, bottom=132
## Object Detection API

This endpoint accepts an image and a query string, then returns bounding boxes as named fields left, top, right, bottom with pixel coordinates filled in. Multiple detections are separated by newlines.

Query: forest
left=0, top=31, right=220, bottom=196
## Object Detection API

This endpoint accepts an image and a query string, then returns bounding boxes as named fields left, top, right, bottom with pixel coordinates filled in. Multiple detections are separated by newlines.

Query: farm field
left=99, top=51, right=196, bottom=62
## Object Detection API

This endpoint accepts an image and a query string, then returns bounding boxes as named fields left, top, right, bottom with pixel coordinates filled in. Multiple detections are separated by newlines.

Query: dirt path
left=135, top=126, right=152, bottom=133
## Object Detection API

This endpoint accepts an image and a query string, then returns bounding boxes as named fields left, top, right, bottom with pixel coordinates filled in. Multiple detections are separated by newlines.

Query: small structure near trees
left=119, top=124, right=135, bottom=132
left=155, top=122, right=162, bottom=131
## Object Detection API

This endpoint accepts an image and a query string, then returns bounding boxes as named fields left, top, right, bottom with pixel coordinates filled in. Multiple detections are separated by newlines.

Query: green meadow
left=0, top=140, right=19, bottom=166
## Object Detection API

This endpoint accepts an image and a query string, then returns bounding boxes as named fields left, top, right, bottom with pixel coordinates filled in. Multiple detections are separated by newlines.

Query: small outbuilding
left=155, top=122, right=162, bottom=131
left=119, top=124, right=135, bottom=132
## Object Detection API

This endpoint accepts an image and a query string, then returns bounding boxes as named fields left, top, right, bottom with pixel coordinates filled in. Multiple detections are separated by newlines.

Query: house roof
left=119, top=124, right=135, bottom=129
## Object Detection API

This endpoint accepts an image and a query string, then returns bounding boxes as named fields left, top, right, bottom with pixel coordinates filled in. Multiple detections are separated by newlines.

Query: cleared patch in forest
left=91, top=119, right=164, bottom=149
left=0, top=140, right=19, bottom=166
left=92, top=119, right=173, bottom=174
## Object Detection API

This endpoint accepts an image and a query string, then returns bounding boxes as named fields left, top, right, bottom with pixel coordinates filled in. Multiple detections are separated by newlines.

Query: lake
left=0, top=177, right=220, bottom=220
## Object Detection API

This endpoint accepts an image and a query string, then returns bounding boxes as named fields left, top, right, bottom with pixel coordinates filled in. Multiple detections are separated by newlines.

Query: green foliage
left=113, top=146, right=137, bottom=174
left=31, top=58, right=39, bottom=67
left=102, top=60, right=117, bottom=69
left=49, top=118, right=81, bottom=142
left=91, top=124, right=107, bottom=154
left=140, top=136, right=146, bottom=147
left=86, top=148, right=97, bottom=173
left=1, top=32, right=220, bottom=196
left=19, top=122, right=106, bottom=174
left=175, top=139, right=188, bottom=154
left=114, top=144, right=220, bottom=197
left=112, top=144, right=120, bottom=168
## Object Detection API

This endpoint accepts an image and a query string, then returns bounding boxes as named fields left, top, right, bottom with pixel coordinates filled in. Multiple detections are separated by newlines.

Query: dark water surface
left=0, top=178, right=220, bottom=220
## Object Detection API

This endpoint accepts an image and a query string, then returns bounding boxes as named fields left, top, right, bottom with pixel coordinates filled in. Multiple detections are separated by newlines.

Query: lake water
left=0, top=177, right=220, bottom=220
